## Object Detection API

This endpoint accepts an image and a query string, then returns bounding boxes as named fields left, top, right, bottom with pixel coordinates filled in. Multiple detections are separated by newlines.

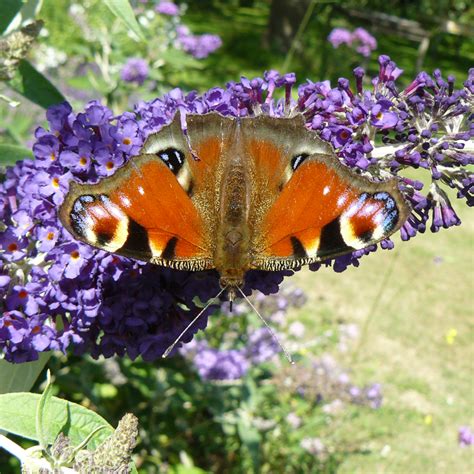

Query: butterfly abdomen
left=214, top=154, right=251, bottom=288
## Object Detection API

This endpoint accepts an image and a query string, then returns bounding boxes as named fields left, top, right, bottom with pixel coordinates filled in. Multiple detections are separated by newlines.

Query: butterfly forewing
left=252, top=154, right=409, bottom=270
left=59, top=120, right=219, bottom=271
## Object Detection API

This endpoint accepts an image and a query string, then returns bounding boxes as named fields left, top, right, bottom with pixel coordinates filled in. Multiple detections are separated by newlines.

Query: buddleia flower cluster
left=272, top=354, right=383, bottom=410
left=327, top=27, right=377, bottom=57
left=181, top=287, right=384, bottom=406
left=298, top=57, right=473, bottom=248
left=0, top=56, right=472, bottom=363
left=180, top=286, right=307, bottom=380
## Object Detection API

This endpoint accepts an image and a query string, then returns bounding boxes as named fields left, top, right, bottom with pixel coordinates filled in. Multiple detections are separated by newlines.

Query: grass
left=289, top=201, right=473, bottom=472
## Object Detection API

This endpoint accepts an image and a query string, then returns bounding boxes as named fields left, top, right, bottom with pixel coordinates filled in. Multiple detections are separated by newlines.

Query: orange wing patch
left=60, top=156, right=212, bottom=269
left=259, top=160, right=355, bottom=257
left=247, top=139, right=287, bottom=188
left=110, top=160, right=205, bottom=248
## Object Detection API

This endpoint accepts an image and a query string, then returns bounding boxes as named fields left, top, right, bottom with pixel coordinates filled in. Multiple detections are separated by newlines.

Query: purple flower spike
left=328, top=27, right=377, bottom=57
left=191, top=342, right=250, bottom=381
left=156, top=1, right=180, bottom=16
left=352, top=27, right=377, bottom=57
left=1, top=61, right=472, bottom=362
left=120, top=58, right=149, bottom=85
left=247, top=327, right=281, bottom=364
left=176, top=26, right=222, bottom=59
left=328, top=28, right=352, bottom=48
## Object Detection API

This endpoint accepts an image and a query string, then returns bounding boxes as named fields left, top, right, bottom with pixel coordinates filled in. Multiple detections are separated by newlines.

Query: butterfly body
left=59, top=113, right=410, bottom=292
left=215, top=145, right=251, bottom=288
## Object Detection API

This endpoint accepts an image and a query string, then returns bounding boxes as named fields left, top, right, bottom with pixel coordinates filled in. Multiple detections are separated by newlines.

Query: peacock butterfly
left=59, top=113, right=410, bottom=299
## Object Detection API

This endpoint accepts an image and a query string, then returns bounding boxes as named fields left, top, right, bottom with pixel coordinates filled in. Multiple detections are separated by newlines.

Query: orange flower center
left=18, top=290, right=28, bottom=299
left=106, top=161, right=114, bottom=170
left=7, top=243, right=18, bottom=252
left=47, top=232, right=55, bottom=240
left=71, top=250, right=80, bottom=260
left=122, top=137, right=132, bottom=145
left=50, top=152, right=56, bottom=161
left=79, top=157, right=88, bottom=165
left=52, top=177, right=60, bottom=188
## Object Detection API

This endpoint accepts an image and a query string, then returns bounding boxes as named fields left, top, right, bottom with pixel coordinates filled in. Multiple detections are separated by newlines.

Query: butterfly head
left=218, top=276, right=242, bottom=312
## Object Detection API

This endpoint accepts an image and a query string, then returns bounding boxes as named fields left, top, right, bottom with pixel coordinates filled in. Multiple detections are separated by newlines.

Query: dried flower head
left=74, top=413, right=139, bottom=471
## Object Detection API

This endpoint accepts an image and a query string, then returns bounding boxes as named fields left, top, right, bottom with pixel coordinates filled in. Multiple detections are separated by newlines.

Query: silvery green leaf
left=103, top=0, right=145, bottom=41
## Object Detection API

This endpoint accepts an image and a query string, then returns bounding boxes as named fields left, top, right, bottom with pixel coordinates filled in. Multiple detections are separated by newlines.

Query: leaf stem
left=282, top=0, right=318, bottom=72
left=0, top=434, right=28, bottom=463
left=351, top=248, right=400, bottom=365
left=0, top=434, right=76, bottom=472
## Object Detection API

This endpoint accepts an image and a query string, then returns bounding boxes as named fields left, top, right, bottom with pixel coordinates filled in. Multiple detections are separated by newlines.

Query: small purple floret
left=155, top=1, right=180, bottom=16
left=459, top=426, right=474, bottom=446
left=120, top=58, right=149, bottom=85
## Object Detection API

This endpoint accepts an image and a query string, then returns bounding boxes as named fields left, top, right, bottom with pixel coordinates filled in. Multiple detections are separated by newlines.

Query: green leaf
left=0, top=0, right=23, bottom=34
left=237, top=420, right=260, bottom=472
left=0, top=393, right=114, bottom=450
left=237, top=418, right=261, bottom=472
left=0, top=143, right=33, bottom=166
left=103, top=0, right=145, bottom=42
left=172, top=466, right=209, bottom=474
left=14, top=0, right=44, bottom=26
left=9, top=59, right=65, bottom=109
left=36, top=371, right=53, bottom=449
left=0, top=352, right=50, bottom=394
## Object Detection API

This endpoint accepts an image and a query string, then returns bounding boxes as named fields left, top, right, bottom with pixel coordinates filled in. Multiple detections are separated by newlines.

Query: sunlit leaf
left=0, top=143, right=33, bottom=166
left=36, top=371, right=54, bottom=449
left=8, top=59, right=65, bottom=109
left=103, top=0, right=145, bottom=42
left=0, top=393, right=114, bottom=450
left=0, top=352, right=49, bottom=393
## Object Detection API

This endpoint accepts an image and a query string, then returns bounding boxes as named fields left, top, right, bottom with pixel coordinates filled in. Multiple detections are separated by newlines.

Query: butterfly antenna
left=162, top=286, right=227, bottom=358
left=237, top=287, right=294, bottom=365
left=228, top=286, right=237, bottom=313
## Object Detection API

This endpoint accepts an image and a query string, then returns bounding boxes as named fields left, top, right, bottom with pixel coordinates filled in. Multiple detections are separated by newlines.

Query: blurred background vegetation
left=0, top=0, right=473, bottom=473
left=1, top=0, right=473, bottom=145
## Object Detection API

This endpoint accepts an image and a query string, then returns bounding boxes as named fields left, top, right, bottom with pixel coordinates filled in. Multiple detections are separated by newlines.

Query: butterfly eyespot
left=157, top=148, right=185, bottom=174
left=291, top=153, right=310, bottom=171
left=70, top=194, right=112, bottom=236
left=71, top=194, right=93, bottom=214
